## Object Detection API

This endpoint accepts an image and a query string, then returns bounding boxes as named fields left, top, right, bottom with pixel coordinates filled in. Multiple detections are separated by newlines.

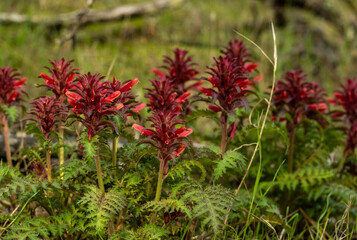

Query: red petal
left=253, top=75, right=263, bottom=82
left=13, top=77, right=27, bottom=88
left=103, top=91, right=121, bottom=103
left=133, top=103, right=146, bottom=113
left=187, top=80, right=204, bottom=90
left=120, top=78, right=139, bottom=92
left=198, top=87, right=216, bottom=96
left=172, top=144, right=186, bottom=157
left=152, top=68, right=166, bottom=77
left=173, top=105, right=182, bottom=113
left=175, top=127, right=192, bottom=137
left=40, top=73, right=54, bottom=85
left=308, top=104, right=318, bottom=110
left=66, top=91, right=81, bottom=101
left=208, top=77, right=218, bottom=87
left=208, top=105, right=221, bottom=112
left=132, top=123, right=145, bottom=132
left=7, top=91, right=19, bottom=103
left=66, top=74, right=76, bottom=85
left=230, top=122, right=237, bottom=139
left=175, top=91, right=191, bottom=103
left=245, top=62, right=258, bottom=72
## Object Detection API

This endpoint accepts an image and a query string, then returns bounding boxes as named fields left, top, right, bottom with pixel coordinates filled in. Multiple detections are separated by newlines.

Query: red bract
left=29, top=97, right=62, bottom=140
left=107, top=77, right=144, bottom=117
left=199, top=56, right=249, bottom=114
left=330, top=78, right=357, bottom=154
left=133, top=106, right=192, bottom=174
left=66, top=73, right=123, bottom=140
left=222, top=39, right=261, bottom=84
left=145, top=76, right=190, bottom=113
left=40, top=59, right=78, bottom=103
left=0, top=67, right=26, bottom=106
left=272, top=70, right=328, bottom=130
left=153, top=48, right=200, bottom=93
left=221, top=39, right=251, bottom=67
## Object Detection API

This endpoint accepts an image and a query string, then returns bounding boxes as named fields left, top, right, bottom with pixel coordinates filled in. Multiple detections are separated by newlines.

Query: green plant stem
left=220, top=113, right=228, bottom=154
left=112, top=136, right=119, bottom=177
left=337, top=151, right=349, bottom=173
left=95, top=153, right=105, bottom=194
left=155, top=159, right=165, bottom=202
left=288, top=126, right=296, bottom=173
left=58, top=124, right=64, bottom=179
left=46, top=144, right=52, bottom=183
left=1, top=113, right=12, bottom=169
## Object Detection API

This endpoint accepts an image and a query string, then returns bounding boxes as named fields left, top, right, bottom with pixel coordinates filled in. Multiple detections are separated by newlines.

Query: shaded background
left=1, top=0, right=357, bottom=98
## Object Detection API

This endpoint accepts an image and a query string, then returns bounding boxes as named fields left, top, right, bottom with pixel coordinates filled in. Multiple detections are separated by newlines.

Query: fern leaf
left=143, top=199, right=192, bottom=219
left=213, top=150, right=246, bottom=180
left=79, top=186, right=126, bottom=236
left=0, top=104, right=19, bottom=123
left=182, top=184, right=234, bottom=234
left=166, top=159, right=206, bottom=182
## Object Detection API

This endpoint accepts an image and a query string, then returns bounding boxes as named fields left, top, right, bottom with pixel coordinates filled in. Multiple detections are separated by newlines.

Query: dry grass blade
left=224, top=21, right=277, bottom=225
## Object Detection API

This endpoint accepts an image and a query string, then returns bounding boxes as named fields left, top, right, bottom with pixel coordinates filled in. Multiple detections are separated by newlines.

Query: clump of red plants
left=0, top=38, right=356, bottom=240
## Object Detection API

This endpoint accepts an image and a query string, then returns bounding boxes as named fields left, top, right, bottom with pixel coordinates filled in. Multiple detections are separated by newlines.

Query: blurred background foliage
left=0, top=0, right=357, bottom=97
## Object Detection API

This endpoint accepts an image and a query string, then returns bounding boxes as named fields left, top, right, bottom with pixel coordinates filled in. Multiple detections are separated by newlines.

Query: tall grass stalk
left=224, top=22, right=278, bottom=225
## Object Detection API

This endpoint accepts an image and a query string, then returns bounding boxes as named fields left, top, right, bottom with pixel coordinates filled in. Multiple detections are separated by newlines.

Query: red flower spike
left=29, top=97, right=63, bottom=140
left=67, top=73, right=127, bottom=140
left=330, top=78, right=357, bottom=154
left=0, top=67, right=26, bottom=107
left=160, top=48, right=200, bottom=93
left=272, top=70, right=328, bottom=130
left=202, top=56, right=249, bottom=114
left=221, top=39, right=251, bottom=67
left=41, top=58, right=78, bottom=104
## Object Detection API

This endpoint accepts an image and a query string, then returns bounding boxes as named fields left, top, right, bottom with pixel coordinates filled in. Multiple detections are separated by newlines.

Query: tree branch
left=0, top=0, right=185, bottom=27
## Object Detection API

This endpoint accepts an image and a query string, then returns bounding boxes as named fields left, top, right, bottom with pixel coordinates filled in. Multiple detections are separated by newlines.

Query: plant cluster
left=0, top=39, right=356, bottom=240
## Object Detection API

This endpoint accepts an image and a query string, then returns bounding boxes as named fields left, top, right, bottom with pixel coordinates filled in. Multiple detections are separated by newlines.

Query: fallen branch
left=0, top=0, right=184, bottom=27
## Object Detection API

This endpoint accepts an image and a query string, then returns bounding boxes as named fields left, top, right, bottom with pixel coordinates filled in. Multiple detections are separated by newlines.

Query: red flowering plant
left=329, top=78, right=357, bottom=170
left=0, top=67, right=27, bottom=169
left=133, top=76, right=192, bottom=201
left=28, top=96, right=63, bottom=183
left=66, top=72, right=127, bottom=193
left=272, top=70, right=328, bottom=172
left=152, top=48, right=201, bottom=116
left=40, top=58, right=78, bottom=171
left=198, top=56, right=249, bottom=153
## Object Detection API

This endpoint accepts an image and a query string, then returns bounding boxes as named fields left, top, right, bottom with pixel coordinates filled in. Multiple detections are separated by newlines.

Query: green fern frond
left=0, top=104, right=18, bottom=123
left=115, top=224, right=170, bottom=240
left=3, top=217, right=50, bottom=240
left=213, top=150, right=246, bottom=181
left=182, top=184, right=234, bottom=234
left=80, top=134, right=99, bottom=160
left=261, top=167, right=334, bottom=191
left=166, top=159, right=206, bottom=182
left=79, top=185, right=126, bottom=236
left=143, top=199, right=192, bottom=219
